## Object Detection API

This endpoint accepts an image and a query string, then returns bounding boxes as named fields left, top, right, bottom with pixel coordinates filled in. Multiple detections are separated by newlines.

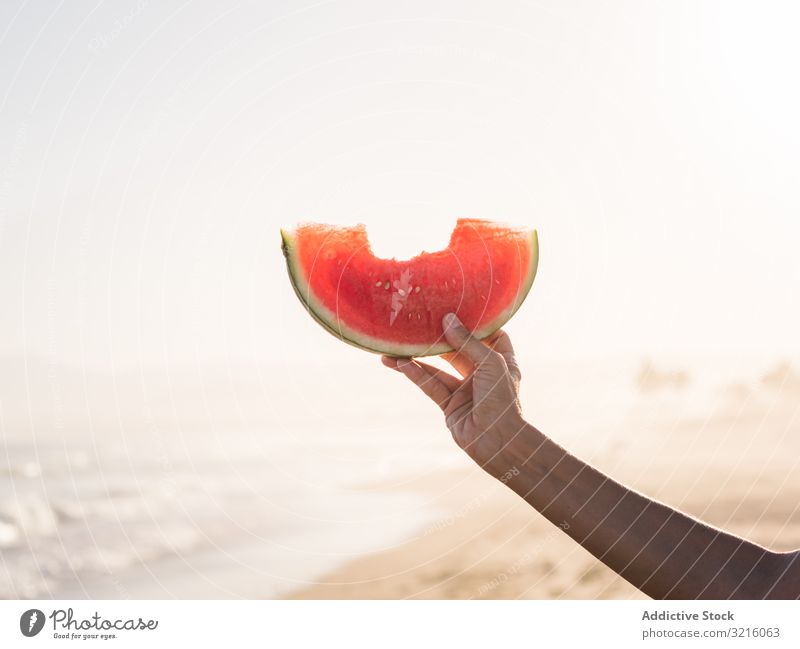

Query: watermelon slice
left=281, top=219, right=538, bottom=357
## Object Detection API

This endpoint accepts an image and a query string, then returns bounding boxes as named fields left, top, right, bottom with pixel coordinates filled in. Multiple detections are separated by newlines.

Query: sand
left=291, top=441, right=800, bottom=600
left=291, top=467, right=645, bottom=599
left=7, top=359, right=800, bottom=600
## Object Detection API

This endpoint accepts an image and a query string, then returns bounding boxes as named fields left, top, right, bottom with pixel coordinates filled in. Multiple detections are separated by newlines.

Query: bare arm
left=479, top=420, right=798, bottom=599
left=382, top=314, right=799, bottom=599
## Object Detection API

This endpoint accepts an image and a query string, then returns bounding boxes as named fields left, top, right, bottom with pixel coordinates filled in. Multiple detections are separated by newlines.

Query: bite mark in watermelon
left=281, top=219, right=538, bottom=356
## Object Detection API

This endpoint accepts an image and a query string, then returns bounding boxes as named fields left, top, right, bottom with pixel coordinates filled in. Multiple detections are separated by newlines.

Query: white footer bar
left=1, top=600, right=797, bottom=647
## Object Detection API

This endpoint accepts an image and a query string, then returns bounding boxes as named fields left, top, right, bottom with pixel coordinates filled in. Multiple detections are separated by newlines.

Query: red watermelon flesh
left=281, top=219, right=538, bottom=356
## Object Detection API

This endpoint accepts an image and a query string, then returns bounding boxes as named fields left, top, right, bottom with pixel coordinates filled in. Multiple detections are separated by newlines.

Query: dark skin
left=381, top=313, right=800, bottom=599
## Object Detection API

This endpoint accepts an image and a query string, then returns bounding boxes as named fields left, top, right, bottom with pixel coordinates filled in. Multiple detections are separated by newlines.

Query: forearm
left=481, top=422, right=793, bottom=599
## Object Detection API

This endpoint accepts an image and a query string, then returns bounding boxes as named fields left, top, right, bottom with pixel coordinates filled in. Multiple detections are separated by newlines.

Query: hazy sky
left=1, top=0, right=799, bottom=373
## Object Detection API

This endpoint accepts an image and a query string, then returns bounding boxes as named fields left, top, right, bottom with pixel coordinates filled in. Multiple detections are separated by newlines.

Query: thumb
left=442, top=313, right=501, bottom=368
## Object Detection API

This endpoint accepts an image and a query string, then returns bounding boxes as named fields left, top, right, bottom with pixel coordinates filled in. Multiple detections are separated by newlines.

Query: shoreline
left=40, top=449, right=800, bottom=600
left=45, top=475, right=453, bottom=600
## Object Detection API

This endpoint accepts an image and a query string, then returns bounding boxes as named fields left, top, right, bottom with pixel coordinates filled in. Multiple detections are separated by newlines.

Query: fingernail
left=443, top=313, right=462, bottom=329
left=396, top=358, right=413, bottom=369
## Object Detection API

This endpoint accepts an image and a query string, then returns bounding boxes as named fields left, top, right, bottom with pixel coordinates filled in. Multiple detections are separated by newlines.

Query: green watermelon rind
left=281, top=226, right=539, bottom=357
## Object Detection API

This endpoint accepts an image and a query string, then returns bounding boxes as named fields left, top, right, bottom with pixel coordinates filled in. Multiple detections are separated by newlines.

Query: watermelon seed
left=375, top=280, right=382, bottom=287
left=398, top=288, right=406, bottom=297
left=384, top=281, right=390, bottom=290
left=415, top=286, right=421, bottom=293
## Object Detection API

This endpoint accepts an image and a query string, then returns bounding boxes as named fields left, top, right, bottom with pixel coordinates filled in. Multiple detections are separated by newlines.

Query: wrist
left=477, top=418, right=549, bottom=482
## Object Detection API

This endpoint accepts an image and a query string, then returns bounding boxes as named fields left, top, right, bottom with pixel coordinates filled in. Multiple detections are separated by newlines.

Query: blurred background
left=1, top=0, right=799, bottom=599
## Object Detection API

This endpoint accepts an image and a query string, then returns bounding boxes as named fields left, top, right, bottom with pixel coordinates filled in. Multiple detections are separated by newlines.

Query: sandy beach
left=38, top=454, right=800, bottom=601
left=290, top=460, right=800, bottom=600
left=291, top=375, right=800, bottom=600
left=290, top=466, right=644, bottom=599
left=3, top=359, right=799, bottom=600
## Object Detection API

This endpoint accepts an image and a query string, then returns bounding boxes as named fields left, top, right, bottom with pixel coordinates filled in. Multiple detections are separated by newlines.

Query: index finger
left=486, top=329, right=514, bottom=355
left=487, top=329, right=521, bottom=382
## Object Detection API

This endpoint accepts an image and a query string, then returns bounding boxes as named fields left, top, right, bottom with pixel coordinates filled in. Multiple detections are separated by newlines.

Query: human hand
left=381, top=313, right=527, bottom=471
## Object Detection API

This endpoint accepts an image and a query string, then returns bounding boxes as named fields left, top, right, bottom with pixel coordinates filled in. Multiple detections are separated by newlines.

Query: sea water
left=0, top=422, right=459, bottom=598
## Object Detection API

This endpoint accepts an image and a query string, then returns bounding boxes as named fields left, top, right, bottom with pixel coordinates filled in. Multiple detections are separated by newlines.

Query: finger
left=381, top=355, right=401, bottom=371
left=443, top=332, right=513, bottom=378
left=442, top=313, right=501, bottom=367
left=487, top=329, right=521, bottom=381
left=442, top=329, right=516, bottom=378
left=486, top=329, right=514, bottom=355
left=411, top=358, right=462, bottom=391
left=394, top=358, right=454, bottom=409
left=383, top=355, right=461, bottom=391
